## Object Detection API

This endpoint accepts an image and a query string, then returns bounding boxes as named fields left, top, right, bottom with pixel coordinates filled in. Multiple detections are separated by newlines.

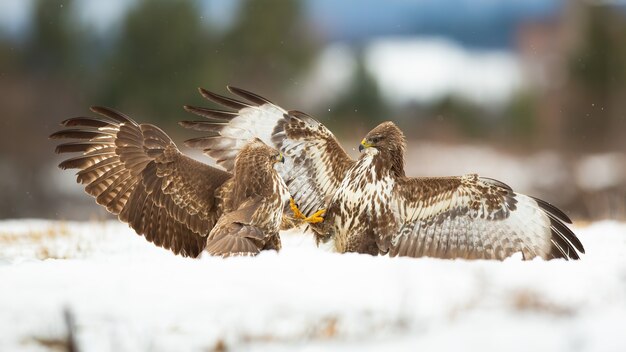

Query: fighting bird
left=51, top=107, right=290, bottom=257
left=182, top=86, right=584, bottom=260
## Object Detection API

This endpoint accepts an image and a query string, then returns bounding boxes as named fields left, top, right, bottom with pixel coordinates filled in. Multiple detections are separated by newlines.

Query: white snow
left=1, top=219, right=626, bottom=351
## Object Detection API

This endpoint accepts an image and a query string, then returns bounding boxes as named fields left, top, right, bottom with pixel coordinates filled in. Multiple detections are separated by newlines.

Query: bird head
left=359, top=121, right=406, bottom=155
left=237, top=138, right=284, bottom=172
left=359, top=121, right=406, bottom=177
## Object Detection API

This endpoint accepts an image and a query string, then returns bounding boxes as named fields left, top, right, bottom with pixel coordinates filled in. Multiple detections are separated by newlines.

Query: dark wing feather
left=52, top=107, right=232, bottom=257
left=181, top=86, right=355, bottom=217
left=530, top=196, right=572, bottom=224
left=385, top=174, right=584, bottom=260
left=181, top=106, right=238, bottom=121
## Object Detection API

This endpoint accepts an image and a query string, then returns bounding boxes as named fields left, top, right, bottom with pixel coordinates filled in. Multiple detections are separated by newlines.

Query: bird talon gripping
left=290, top=198, right=306, bottom=219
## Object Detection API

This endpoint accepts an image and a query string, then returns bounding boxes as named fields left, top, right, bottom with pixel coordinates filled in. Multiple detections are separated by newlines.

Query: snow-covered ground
left=1, top=220, right=625, bottom=352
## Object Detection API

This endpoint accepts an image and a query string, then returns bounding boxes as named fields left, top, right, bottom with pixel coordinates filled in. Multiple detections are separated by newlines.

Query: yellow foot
left=290, top=198, right=306, bottom=219
left=289, top=198, right=325, bottom=224
left=306, top=208, right=326, bottom=224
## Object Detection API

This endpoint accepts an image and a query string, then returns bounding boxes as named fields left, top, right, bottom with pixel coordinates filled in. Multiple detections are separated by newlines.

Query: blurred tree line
left=0, top=0, right=320, bottom=218
left=1, top=0, right=626, bottom=218
left=565, top=4, right=626, bottom=152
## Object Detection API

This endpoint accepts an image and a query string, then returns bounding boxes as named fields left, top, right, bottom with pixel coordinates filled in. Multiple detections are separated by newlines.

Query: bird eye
left=272, top=153, right=284, bottom=163
left=371, top=136, right=380, bottom=143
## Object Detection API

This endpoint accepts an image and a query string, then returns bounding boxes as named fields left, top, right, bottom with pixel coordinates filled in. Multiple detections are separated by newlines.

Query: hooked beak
left=359, top=138, right=372, bottom=153
left=275, top=153, right=284, bottom=163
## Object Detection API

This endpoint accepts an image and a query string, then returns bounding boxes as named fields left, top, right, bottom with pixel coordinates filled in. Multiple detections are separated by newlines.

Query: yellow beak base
left=359, top=139, right=372, bottom=152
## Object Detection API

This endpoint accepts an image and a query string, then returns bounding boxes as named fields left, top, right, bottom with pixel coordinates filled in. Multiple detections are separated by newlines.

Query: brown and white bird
left=182, top=86, right=584, bottom=260
left=51, top=107, right=290, bottom=257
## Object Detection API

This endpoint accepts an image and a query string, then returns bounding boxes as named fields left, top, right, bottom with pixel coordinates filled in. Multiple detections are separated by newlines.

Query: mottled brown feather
left=52, top=107, right=232, bottom=257
left=52, top=107, right=288, bottom=258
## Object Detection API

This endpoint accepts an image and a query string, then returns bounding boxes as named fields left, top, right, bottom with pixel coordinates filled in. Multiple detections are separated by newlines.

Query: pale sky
left=0, top=0, right=33, bottom=36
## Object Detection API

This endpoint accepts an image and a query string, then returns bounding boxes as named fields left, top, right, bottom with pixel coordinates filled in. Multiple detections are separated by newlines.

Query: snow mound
left=1, top=220, right=625, bottom=351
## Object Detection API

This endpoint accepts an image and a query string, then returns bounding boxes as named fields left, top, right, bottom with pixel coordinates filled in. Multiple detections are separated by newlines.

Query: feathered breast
left=331, top=154, right=398, bottom=250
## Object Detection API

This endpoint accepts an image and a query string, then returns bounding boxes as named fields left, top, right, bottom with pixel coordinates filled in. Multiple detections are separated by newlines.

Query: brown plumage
left=51, top=107, right=289, bottom=257
left=182, top=86, right=584, bottom=261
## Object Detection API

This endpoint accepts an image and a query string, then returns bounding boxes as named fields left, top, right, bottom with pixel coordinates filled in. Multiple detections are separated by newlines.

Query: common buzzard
left=182, top=87, right=584, bottom=260
left=51, top=107, right=290, bottom=257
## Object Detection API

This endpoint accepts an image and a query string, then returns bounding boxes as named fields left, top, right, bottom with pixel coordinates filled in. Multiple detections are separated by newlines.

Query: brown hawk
left=182, top=86, right=584, bottom=260
left=51, top=107, right=289, bottom=257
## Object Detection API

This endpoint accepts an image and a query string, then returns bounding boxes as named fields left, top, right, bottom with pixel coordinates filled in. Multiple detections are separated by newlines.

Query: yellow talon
left=289, top=198, right=325, bottom=224
left=290, top=198, right=306, bottom=219
left=305, top=208, right=326, bottom=224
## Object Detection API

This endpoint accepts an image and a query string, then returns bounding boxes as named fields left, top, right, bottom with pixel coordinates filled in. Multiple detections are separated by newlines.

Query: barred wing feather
left=51, top=107, right=231, bottom=257
left=182, top=87, right=355, bottom=217
left=387, top=175, right=584, bottom=260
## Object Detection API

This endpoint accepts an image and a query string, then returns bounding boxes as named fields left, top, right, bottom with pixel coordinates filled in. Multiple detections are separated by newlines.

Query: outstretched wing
left=181, top=86, right=355, bottom=217
left=51, top=107, right=231, bottom=257
left=384, top=174, right=584, bottom=260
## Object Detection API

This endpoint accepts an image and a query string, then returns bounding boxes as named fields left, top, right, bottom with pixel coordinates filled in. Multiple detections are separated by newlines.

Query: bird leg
left=289, top=198, right=326, bottom=224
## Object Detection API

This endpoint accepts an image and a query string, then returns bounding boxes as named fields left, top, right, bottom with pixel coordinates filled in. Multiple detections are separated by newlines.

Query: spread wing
left=384, top=175, right=584, bottom=260
left=205, top=197, right=280, bottom=257
left=51, top=107, right=232, bottom=257
left=181, top=86, right=355, bottom=217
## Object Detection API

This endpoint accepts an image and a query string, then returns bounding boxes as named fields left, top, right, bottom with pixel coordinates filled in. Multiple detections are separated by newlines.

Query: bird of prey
left=182, top=86, right=584, bottom=260
left=50, top=107, right=290, bottom=257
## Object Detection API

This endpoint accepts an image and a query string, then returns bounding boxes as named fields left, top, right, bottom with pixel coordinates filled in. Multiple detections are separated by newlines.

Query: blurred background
left=1, top=0, right=625, bottom=221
